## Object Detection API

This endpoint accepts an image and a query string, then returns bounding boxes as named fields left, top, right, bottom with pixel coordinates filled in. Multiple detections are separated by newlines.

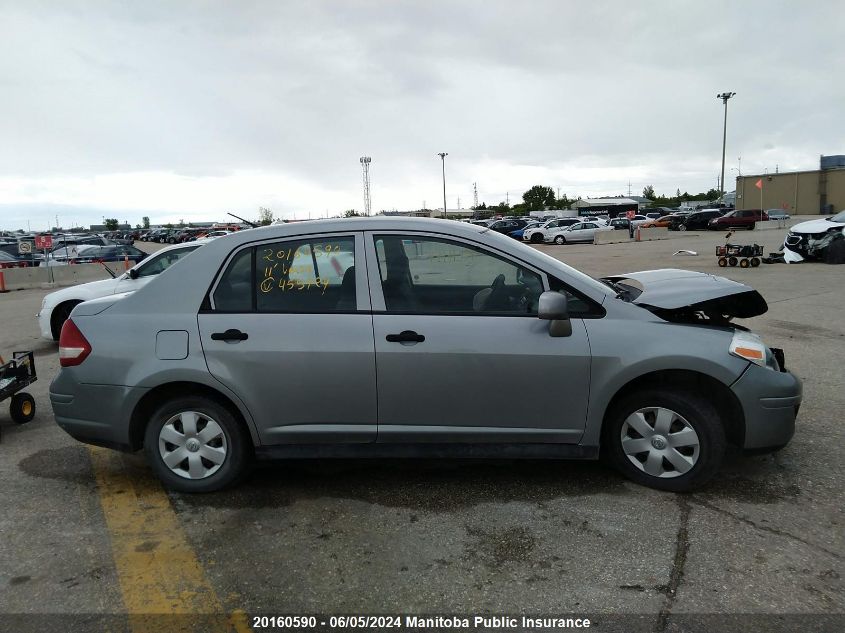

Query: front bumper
left=730, top=363, right=802, bottom=451
left=50, top=369, right=148, bottom=451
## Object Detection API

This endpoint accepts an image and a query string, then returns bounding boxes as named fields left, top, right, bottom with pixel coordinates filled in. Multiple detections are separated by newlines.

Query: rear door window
left=211, top=236, right=357, bottom=313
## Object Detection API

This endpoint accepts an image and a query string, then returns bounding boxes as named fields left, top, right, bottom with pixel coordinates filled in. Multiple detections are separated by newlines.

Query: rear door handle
left=211, top=328, right=249, bottom=342
left=386, top=330, right=425, bottom=344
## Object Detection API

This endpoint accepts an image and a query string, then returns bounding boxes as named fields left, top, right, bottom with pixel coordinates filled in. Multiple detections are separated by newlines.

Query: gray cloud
left=1, top=0, right=843, bottom=229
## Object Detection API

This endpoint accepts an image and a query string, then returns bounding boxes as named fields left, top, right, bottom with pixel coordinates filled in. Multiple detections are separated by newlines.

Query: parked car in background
left=50, top=217, right=800, bottom=493
left=0, top=251, right=30, bottom=268
left=72, top=245, right=147, bottom=266
left=668, top=209, right=723, bottom=231
left=487, top=218, right=528, bottom=235
left=640, top=214, right=677, bottom=229
left=40, top=244, right=100, bottom=266
left=547, top=221, right=606, bottom=244
left=38, top=241, right=206, bottom=340
left=766, top=209, right=791, bottom=221
left=523, top=218, right=579, bottom=244
left=508, top=222, right=542, bottom=240
left=609, top=216, right=649, bottom=231
left=708, top=209, right=767, bottom=231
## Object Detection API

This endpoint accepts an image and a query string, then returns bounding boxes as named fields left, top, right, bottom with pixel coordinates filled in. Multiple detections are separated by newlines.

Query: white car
left=38, top=241, right=206, bottom=340
left=522, top=218, right=579, bottom=243
left=545, top=221, right=609, bottom=244
left=782, top=210, right=845, bottom=263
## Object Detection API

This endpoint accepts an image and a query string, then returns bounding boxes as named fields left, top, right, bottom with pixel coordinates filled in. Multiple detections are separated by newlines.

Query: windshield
left=828, top=210, right=845, bottom=222
left=136, top=245, right=201, bottom=277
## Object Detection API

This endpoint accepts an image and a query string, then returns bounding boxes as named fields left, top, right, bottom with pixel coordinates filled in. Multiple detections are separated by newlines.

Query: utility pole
left=717, top=92, right=736, bottom=199
left=506, top=192, right=509, bottom=205
left=473, top=182, right=478, bottom=208
left=457, top=196, right=461, bottom=209
left=359, top=156, right=372, bottom=216
left=627, top=181, right=632, bottom=196
left=437, top=153, right=448, bottom=218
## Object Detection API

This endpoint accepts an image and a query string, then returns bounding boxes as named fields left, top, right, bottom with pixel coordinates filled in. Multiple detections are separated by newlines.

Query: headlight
left=729, top=330, right=778, bottom=370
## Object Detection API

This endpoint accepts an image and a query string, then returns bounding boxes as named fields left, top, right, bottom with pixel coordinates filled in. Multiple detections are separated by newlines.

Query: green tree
left=344, top=209, right=360, bottom=217
left=104, top=218, right=119, bottom=230
left=142, top=216, right=150, bottom=229
left=642, top=185, right=655, bottom=199
left=258, top=207, right=275, bottom=225
left=522, top=185, right=556, bottom=211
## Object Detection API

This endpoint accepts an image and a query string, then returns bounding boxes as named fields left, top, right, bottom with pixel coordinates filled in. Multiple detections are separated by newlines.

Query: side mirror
left=538, top=291, right=572, bottom=337
left=128, top=268, right=139, bottom=279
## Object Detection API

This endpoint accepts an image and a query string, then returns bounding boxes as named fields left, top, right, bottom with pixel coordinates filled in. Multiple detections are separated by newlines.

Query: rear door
left=365, top=231, right=592, bottom=443
left=198, top=232, right=377, bottom=444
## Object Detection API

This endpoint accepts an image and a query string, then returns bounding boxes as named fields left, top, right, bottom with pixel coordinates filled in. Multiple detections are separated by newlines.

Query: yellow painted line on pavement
left=88, top=447, right=251, bottom=633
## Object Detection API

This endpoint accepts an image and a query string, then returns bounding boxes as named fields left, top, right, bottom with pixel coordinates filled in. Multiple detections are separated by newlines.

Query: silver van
left=51, top=218, right=801, bottom=492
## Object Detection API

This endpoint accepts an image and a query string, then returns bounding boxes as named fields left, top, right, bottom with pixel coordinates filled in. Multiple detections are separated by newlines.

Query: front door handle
left=211, top=328, right=249, bottom=342
left=386, top=330, right=425, bottom=344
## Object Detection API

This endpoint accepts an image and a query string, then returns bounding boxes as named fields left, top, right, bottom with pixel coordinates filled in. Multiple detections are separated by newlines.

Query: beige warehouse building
left=735, top=155, right=845, bottom=215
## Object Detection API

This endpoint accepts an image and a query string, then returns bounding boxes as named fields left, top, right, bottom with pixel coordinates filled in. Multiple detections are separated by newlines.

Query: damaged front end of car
left=602, top=269, right=789, bottom=371
left=783, top=230, right=843, bottom=262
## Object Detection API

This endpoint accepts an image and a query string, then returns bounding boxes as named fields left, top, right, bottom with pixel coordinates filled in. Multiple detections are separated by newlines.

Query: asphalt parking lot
left=0, top=229, right=842, bottom=631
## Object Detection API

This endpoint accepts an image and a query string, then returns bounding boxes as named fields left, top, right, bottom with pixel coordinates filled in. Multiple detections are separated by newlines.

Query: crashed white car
left=38, top=241, right=206, bottom=340
left=782, top=210, right=845, bottom=263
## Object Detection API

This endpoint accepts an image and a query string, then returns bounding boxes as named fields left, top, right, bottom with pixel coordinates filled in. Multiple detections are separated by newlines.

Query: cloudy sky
left=1, top=0, right=843, bottom=230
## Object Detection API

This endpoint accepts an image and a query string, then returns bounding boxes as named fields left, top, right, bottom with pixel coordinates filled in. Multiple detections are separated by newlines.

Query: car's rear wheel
left=747, top=223, right=756, bottom=230
left=554, top=235, right=566, bottom=244
left=144, top=396, right=252, bottom=492
left=678, top=224, right=687, bottom=231
left=531, top=233, right=543, bottom=243
left=603, top=389, right=726, bottom=492
left=51, top=300, right=82, bottom=340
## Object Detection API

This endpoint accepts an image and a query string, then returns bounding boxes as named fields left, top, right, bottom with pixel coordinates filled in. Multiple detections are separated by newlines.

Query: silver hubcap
left=620, top=407, right=700, bottom=479
left=158, top=411, right=227, bottom=480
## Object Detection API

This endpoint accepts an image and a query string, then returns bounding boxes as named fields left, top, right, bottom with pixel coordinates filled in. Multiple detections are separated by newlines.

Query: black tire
left=739, top=258, right=750, bottom=268
left=750, top=257, right=760, bottom=267
left=144, top=396, right=252, bottom=493
left=10, top=393, right=36, bottom=424
left=530, top=233, right=543, bottom=243
left=728, top=257, right=738, bottom=267
left=747, top=223, right=756, bottom=230
left=603, top=389, right=726, bottom=492
left=51, top=300, right=82, bottom=341
left=678, top=224, right=687, bottom=231
left=717, top=257, right=727, bottom=267
left=554, top=235, right=565, bottom=245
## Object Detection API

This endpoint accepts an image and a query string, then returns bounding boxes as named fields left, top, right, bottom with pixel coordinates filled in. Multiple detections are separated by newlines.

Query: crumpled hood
left=603, top=269, right=768, bottom=318
left=788, top=218, right=845, bottom=234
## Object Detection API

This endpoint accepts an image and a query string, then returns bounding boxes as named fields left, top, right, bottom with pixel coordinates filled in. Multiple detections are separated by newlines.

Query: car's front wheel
left=51, top=300, right=82, bottom=340
left=603, top=389, right=725, bottom=492
left=530, top=233, right=543, bottom=243
left=144, top=396, right=252, bottom=492
left=678, top=224, right=687, bottom=231
left=554, top=235, right=566, bottom=244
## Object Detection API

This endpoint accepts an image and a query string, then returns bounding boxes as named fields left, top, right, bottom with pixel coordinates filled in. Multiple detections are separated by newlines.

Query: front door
left=198, top=233, right=377, bottom=444
left=366, top=232, right=591, bottom=444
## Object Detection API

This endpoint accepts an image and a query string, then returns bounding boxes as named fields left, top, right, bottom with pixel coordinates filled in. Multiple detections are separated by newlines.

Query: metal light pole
left=716, top=92, right=736, bottom=201
left=437, top=152, right=448, bottom=218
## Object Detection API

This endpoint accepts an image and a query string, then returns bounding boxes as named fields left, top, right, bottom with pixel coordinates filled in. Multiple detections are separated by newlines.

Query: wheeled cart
left=716, top=243, right=764, bottom=268
left=0, top=351, right=37, bottom=438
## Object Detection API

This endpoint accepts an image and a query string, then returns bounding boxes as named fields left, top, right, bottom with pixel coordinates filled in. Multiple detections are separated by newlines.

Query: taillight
left=59, top=319, right=92, bottom=367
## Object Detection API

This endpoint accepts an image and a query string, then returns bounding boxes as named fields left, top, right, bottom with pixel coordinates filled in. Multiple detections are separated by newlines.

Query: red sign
left=34, top=234, right=53, bottom=250
left=626, top=210, right=636, bottom=219
left=754, top=178, right=763, bottom=190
